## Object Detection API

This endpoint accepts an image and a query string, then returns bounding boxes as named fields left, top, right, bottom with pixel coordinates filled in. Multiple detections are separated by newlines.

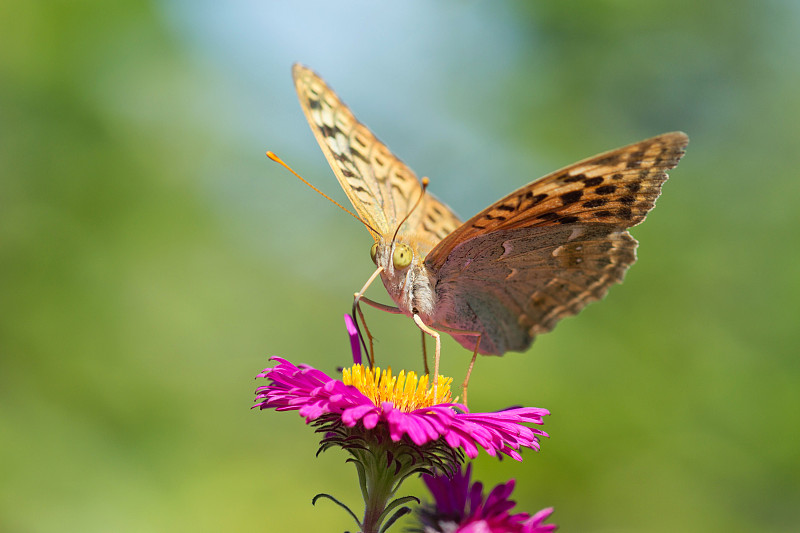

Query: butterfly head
left=364, top=176, right=437, bottom=317
left=370, top=241, right=413, bottom=274
left=369, top=238, right=434, bottom=318
left=369, top=173, right=428, bottom=278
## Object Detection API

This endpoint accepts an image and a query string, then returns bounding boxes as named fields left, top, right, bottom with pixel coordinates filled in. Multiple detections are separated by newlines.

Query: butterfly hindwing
left=432, top=224, right=638, bottom=354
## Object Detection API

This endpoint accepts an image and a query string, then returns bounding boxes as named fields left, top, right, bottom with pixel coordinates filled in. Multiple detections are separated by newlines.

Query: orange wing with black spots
left=292, top=63, right=462, bottom=252
left=426, top=132, right=688, bottom=271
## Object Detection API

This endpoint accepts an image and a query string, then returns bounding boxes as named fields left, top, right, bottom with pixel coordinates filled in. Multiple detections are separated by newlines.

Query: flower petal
left=344, top=314, right=362, bottom=365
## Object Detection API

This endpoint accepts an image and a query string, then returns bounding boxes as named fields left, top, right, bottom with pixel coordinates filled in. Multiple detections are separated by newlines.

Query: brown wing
left=292, top=64, right=461, bottom=245
left=432, top=225, right=638, bottom=355
left=426, top=132, right=688, bottom=271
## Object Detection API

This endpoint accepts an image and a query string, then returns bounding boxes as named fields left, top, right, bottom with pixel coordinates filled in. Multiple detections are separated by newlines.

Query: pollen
left=342, top=364, right=452, bottom=410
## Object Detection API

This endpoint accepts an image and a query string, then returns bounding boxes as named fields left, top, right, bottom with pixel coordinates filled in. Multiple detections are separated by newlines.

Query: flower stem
left=358, top=448, right=396, bottom=533
left=350, top=433, right=432, bottom=533
left=362, top=478, right=392, bottom=532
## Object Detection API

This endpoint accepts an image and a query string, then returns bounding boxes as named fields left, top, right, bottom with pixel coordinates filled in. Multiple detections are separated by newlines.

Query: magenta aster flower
left=253, top=315, right=550, bottom=533
left=256, top=314, right=548, bottom=461
left=254, top=357, right=549, bottom=461
left=415, top=464, right=557, bottom=533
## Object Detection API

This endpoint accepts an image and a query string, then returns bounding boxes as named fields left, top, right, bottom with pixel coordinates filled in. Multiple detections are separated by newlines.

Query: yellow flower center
left=342, top=365, right=452, bottom=411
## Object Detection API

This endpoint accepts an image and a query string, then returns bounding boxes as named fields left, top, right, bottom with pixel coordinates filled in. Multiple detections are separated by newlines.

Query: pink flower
left=254, top=315, right=554, bottom=533
left=254, top=357, right=549, bottom=460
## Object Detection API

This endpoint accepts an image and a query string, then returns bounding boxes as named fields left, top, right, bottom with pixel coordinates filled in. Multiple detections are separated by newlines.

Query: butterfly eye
left=370, top=243, right=379, bottom=265
left=392, top=243, right=412, bottom=270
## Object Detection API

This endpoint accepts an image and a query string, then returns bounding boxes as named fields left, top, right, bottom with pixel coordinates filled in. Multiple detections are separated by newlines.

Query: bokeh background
left=2, top=1, right=799, bottom=532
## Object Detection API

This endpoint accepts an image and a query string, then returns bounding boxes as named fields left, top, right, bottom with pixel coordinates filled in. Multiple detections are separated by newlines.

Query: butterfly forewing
left=426, top=132, right=688, bottom=271
left=292, top=64, right=461, bottom=248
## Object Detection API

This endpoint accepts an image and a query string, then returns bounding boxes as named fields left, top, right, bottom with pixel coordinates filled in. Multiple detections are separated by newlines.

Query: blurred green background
left=2, top=1, right=798, bottom=531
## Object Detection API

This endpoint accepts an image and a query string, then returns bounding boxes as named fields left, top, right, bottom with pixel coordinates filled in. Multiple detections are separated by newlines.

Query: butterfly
left=290, top=63, right=688, bottom=385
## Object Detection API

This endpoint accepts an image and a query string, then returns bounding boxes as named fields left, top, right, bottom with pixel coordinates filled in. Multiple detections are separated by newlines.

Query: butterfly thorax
left=372, top=239, right=437, bottom=321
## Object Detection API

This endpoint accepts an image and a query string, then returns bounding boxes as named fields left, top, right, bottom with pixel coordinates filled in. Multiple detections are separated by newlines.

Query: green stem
left=359, top=448, right=397, bottom=533
left=319, top=423, right=461, bottom=532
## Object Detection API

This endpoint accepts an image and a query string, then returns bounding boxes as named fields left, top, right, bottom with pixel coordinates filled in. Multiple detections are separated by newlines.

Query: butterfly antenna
left=391, top=177, right=429, bottom=243
left=267, top=151, right=381, bottom=236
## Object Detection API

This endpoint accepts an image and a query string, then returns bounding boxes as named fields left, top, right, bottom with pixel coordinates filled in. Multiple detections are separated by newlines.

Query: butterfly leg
left=353, top=266, right=399, bottom=367
left=429, top=324, right=482, bottom=408
left=421, top=331, right=430, bottom=376
left=355, top=291, right=404, bottom=368
left=354, top=296, right=403, bottom=368
left=356, top=295, right=404, bottom=315
left=412, top=313, right=442, bottom=400
left=460, top=335, right=481, bottom=407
